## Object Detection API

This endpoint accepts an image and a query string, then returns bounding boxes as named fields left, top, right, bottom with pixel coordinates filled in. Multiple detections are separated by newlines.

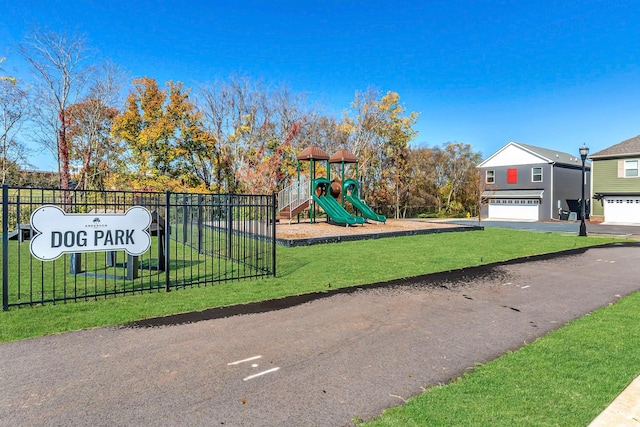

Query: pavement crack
left=502, top=306, right=521, bottom=312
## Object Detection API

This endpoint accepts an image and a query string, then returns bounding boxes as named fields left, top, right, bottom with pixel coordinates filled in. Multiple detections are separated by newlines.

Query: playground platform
left=275, top=219, right=482, bottom=247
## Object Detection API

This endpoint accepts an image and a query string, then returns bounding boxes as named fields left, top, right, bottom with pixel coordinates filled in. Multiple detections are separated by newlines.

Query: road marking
left=228, top=355, right=262, bottom=366
left=521, top=285, right=530, bottom=289
left=243, top=367, right=280, bottom=381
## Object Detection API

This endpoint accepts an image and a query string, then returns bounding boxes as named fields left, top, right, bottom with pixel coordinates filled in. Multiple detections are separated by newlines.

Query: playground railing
left=277, top=177, right=310, bottom=214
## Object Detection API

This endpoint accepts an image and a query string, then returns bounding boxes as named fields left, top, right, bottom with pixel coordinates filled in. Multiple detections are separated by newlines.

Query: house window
left=625, top=160, right=639, bottom=177
left=485, top=170, right=495, bottom=184
left=532, top=167, right=543, bottom=182
left=507, top=168, right=518, bottom=184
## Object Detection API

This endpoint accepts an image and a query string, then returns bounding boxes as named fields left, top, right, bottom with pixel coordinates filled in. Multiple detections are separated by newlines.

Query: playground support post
left=310, top=160, right=316, bottom=223
left=340, top=162, right=345, bottom=206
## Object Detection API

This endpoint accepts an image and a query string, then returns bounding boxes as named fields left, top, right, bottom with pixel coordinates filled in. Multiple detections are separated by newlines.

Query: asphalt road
left=444, top=218, right=640, bottom=237
left=1, top=244, right=640, bottom=426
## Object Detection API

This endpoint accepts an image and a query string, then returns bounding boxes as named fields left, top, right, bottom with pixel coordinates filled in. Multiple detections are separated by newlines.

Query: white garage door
left=488, top=199, right=540, bottom=220
left=604, top=197, right=640, bottom=224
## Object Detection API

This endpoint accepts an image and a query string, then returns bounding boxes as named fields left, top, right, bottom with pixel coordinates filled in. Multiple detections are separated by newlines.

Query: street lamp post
left=579, top=143, right=589, bottom=237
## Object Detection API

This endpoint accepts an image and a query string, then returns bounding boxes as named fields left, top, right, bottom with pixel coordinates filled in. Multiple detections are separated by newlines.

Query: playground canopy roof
left=329, top=149, right=358, bottom=164
left=297, top=145, right=330, bottom=161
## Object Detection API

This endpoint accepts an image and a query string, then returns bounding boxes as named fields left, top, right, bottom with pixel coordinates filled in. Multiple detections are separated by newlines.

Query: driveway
left=1, top=244, right=640, bottom=426
left=444, top=218, right=640, bottom=238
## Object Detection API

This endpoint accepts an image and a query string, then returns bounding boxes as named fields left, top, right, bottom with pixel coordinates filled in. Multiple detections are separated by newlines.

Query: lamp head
left=579, top=144, right=589, bottom=161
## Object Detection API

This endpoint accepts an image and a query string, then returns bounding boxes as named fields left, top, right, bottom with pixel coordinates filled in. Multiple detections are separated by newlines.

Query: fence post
left=227, top=195, right=233, bottom=258
left=272, top=193, right=277, bottom=277
left=2, top=184, right=8, bottom=311
left=197, top=194, right=203, bottom=253
left=182, top=194, right=188, bottom=244
left=165, top=190, right=171, bottom=292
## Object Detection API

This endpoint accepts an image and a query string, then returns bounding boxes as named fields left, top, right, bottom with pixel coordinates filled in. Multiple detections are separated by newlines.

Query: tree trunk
left=58, top=110, right=70, bottom=190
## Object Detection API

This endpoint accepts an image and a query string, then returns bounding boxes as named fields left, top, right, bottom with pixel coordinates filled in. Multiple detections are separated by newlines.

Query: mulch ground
left=275, top=218, right=458, bottom=240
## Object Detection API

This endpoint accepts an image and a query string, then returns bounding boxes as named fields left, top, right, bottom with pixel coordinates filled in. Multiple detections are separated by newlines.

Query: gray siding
left=553, top=164, right=591, bottom=219
left=481, top=163, right=589, bottom=220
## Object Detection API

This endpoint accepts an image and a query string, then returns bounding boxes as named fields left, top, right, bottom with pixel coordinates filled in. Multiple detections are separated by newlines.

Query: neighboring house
left=478, top=141, right=590, bottom=221
left=589, top=135, right=640, bottom=225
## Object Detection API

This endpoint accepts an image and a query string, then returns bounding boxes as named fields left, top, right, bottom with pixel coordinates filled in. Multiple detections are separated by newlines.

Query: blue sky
left=2, top=0, right=640, bottom=170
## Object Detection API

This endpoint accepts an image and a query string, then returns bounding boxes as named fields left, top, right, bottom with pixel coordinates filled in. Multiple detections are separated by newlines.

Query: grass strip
left=0, top=228, right=625, bottom=343
left=363, top=290, right=640, bottom=427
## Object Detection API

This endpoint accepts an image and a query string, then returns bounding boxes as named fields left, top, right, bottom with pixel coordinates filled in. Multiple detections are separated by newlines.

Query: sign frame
left=29, top=205, right=152, bottom=261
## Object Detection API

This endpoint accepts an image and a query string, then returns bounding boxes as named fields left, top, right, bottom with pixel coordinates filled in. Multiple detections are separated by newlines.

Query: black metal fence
left=1, top=185, right=276, bottom=310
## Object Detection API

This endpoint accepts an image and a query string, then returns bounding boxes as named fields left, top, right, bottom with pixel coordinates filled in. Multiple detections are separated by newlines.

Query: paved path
left=1, top=244, right=640, bottom=426
left=589, top=375, right=640, bottom=426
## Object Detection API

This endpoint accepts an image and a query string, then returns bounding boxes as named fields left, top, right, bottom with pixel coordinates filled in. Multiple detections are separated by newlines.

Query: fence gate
left=1, top=185, right=276, bottom=310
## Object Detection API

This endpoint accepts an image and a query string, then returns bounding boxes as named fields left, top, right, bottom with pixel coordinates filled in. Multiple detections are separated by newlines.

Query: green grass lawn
left=362, top=290, right=640, bottom=427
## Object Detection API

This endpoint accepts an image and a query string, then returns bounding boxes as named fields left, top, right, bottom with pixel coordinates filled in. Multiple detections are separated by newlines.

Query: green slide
left=346, top=195, right=386, bottom=223
left=325, top=195, right=366, bottom=224
left=313, top=195, right=365, bottom=225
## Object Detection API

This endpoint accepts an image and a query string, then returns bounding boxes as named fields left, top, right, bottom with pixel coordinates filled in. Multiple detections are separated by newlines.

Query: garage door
left=488, top=199, right=540, bottom=220
left=604, top=197, right=640, bottom=224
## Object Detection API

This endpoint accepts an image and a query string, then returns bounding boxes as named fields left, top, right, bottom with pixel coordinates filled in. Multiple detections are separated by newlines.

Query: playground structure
left=278, top=146, right=386, bottom=226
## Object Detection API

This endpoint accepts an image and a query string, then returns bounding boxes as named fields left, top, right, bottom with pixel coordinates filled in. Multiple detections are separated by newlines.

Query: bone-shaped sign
left=30, top=205, right=152, bottom=261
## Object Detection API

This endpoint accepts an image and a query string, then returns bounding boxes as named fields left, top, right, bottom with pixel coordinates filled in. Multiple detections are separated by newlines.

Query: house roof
left=516, top=143, right=583, bottom=165
left=482, top=189, right=544, bottom=199
left=478, top=141, right=585, bottom=168
left=589, top=135, right=640, bottom=159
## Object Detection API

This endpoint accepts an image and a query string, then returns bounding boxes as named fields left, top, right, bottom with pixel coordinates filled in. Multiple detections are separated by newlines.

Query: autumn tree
left=198, top=77, right=256, bottom=192
left=111, top=77, right=210, bottom=191
left=405, top=146, right=441, bottom=215
left=377, top=92, right=418, bottom=218
left=19, top=29, right=91, bottom=189
left=342, top=90, right=418, bottom=217
left=405, top=142, right=482, bottom=216
left=198, top=77, right=312, bottom=193
left=438, top=143, right=482, bottom=214
left=66, top=100, right=119, bottom=189
left=65, top=62, right=126, bottom=190
left=0, top=77, right=30, bottom=184
left=243, top=87, right=310, bottom=193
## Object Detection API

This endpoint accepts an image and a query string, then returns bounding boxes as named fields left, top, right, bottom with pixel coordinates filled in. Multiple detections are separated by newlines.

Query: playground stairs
left=278, top=200, right=310, bottom=222
left=277, top=178, right=311, bottom=224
